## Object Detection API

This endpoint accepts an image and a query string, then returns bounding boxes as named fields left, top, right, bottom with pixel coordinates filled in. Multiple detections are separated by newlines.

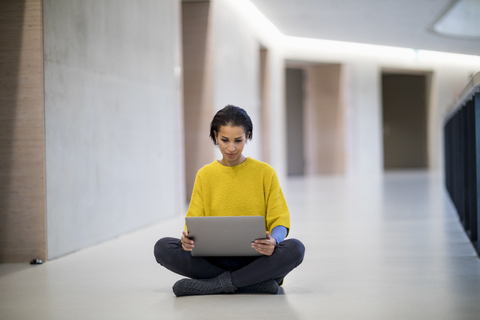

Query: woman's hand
left=181, top=230, right=195, bottom=251
left=252, top=231, right=277, bottom=256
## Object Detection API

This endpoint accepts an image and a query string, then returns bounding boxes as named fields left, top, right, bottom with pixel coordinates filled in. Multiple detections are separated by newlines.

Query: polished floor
left=1, top=171, right=480, bottom=320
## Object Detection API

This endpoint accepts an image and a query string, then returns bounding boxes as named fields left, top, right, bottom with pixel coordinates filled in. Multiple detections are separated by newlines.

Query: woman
left=154, top=105, right=305, bottom=297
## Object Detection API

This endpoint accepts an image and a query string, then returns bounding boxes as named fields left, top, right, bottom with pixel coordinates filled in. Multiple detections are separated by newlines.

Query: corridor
left=1, top=172, right=479, bottom=319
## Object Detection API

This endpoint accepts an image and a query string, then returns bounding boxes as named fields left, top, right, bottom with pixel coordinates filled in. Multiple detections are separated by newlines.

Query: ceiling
left=249, top=0, right=480, bottom=56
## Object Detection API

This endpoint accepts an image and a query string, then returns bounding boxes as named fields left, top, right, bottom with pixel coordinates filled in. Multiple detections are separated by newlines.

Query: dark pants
left=154, top=237, right=305, bottom=288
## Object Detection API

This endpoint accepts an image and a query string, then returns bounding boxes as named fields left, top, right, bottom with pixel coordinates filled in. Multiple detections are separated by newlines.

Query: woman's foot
left=173, top=272, right=237, bottom=297
left=237, top=279, right=279, bottom=294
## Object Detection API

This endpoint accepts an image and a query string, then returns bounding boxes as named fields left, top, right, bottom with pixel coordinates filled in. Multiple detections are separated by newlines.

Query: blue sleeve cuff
left=271, top=226, right=288, bottom=244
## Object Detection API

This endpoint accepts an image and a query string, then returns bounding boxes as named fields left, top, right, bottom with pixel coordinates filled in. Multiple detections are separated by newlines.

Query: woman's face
left=215, top=125, right=249, bottom=166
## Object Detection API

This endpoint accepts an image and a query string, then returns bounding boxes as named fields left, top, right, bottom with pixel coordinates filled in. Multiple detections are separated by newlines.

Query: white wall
left=348, top=62, right=383, bottom=175
left=43, top=0, right=184, bottom=259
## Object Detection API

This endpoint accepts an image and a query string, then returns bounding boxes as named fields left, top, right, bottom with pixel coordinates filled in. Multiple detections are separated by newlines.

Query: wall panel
left=0, top=0, right=46, bottom=262
left=182, top=1, right=215, bottom=202
left=304, top=64, right=345, bottom=175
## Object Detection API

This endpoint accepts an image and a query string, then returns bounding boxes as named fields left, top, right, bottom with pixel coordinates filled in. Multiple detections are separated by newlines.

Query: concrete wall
left=43, top=0, right=183, bottom=259
left=0, top=0, right=46, bottom=262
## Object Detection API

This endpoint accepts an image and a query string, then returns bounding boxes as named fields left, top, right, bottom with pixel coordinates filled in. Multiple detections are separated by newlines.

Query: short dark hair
left=209, top=105, right=253, bottom=145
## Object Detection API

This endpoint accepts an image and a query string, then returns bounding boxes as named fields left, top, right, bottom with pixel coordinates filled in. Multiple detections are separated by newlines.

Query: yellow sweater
left=186, top=157, right=290, bottom=234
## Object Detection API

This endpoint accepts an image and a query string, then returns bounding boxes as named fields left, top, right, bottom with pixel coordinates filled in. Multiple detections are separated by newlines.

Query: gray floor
left=1, top=171, right=480, bottom=320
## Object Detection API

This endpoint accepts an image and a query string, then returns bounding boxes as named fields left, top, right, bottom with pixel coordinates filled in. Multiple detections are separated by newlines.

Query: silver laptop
left=185, top=216, right=266, bottom=257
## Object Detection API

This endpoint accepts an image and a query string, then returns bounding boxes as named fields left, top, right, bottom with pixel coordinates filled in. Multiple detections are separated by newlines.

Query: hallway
left=1, top=172, right=479, bottom=319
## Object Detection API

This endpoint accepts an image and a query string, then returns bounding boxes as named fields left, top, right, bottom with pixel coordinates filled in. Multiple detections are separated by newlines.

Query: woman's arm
left=270, top=225, right=288, bottom=244
left=264, top=170, right=290, bottom=235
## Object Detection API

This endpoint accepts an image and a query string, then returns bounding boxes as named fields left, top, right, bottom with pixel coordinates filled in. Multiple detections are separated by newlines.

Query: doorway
left=286, top=68, right=305, bottom=176
left=382, top=73, right=428, bottom=169
left=285, top=63, right=345, bottom=176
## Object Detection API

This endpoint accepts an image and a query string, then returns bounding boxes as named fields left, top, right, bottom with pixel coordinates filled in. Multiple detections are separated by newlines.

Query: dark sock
left=237, top=279, right=279, bottom=294
left=172, top=272, right=237, bottom=297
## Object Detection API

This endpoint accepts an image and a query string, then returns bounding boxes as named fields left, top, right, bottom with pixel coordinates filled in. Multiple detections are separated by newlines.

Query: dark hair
left=209, top=105, right=253, bottom=145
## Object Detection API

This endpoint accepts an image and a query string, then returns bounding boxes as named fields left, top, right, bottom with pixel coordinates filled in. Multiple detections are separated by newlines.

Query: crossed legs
left=154, top=237, right=305, bottom=296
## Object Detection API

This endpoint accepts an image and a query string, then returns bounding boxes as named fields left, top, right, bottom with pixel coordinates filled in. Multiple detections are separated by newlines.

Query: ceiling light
left=430, top=0, right=480, bottom=40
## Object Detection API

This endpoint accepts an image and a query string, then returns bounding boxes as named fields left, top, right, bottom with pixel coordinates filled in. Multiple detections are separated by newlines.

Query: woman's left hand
left=252, top=231, right=277, bottom=256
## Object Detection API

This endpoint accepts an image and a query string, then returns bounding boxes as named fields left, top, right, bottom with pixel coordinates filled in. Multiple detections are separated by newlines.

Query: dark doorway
left=286, top=68, right=305, bottom=176
left=382, top=73, right=428, bottom=169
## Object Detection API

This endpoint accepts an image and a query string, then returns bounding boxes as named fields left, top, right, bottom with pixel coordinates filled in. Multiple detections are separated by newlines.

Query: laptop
left=185, top=216, right=266, bottom=257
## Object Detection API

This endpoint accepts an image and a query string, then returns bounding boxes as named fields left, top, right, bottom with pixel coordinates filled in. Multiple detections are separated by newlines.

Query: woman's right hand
left=181, top=230, right=195, bottom=251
